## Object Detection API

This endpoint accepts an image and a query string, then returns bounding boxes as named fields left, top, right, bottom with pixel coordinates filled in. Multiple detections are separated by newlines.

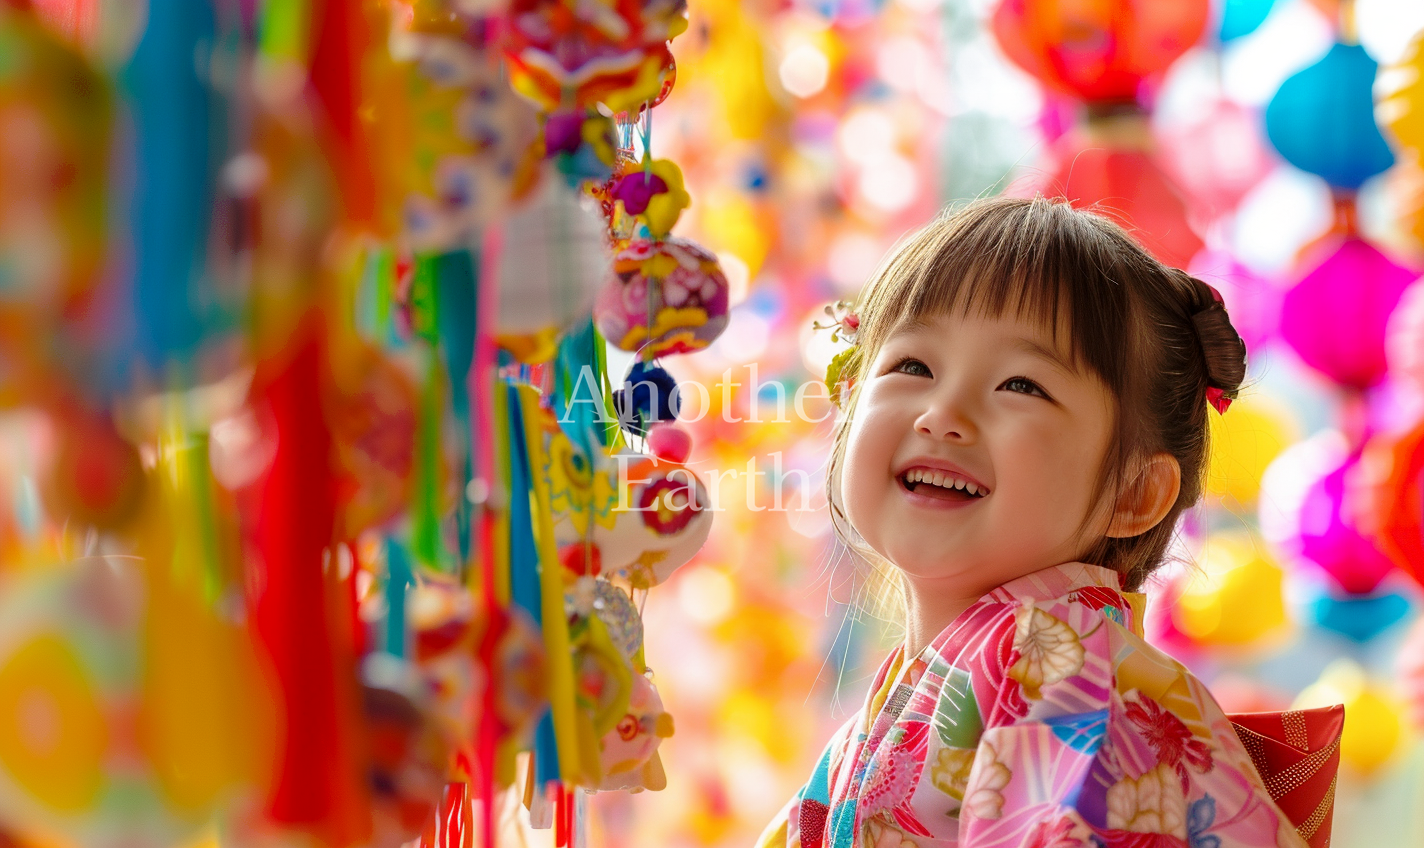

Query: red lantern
left=1044, top=128, right=1203, bottom=269
left=1361, top=420, right=1424, bottom=587
left=991, top=0, right=1210, bottom=104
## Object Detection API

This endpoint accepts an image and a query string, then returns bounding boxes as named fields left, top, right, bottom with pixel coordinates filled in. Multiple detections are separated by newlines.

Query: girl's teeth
left=903, top=469, right=986, bottom=496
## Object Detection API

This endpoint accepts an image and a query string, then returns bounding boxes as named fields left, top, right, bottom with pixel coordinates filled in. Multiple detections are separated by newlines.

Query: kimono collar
left=986, top=561, right=1146, bottom=639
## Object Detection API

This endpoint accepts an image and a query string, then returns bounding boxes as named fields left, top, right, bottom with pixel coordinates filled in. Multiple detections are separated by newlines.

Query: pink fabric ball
left=645, top=422, right=693, bottom=464
left=1280, top=238, right=1418, bottom=389
left=1296, top=451, right=1397, bottom=595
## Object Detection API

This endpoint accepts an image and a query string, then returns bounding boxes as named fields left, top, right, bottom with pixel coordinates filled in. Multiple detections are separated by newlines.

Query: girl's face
left=841, top=309, right=1117, bottom=597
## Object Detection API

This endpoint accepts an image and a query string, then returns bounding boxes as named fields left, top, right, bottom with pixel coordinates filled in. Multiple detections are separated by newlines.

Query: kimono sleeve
left=755, top=717, right=858, bottom=848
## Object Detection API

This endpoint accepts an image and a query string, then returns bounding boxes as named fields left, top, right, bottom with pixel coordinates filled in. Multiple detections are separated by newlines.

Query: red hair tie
left=1206, top=386, right=1232, bottom=415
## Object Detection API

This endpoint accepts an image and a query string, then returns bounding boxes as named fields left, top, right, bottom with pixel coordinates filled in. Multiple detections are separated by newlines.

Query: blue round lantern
left=1306, top=589, right=1413, bottom=643
left=1264, top=43, right=1396, bottom=191
left=1218, top=0, right=1276, bottom=43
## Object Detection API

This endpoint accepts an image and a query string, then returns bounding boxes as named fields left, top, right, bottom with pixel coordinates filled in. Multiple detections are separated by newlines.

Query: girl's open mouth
left=898, top=469, right=988, bottom=502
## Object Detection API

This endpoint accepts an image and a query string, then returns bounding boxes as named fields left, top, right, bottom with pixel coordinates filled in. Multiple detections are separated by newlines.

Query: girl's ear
left=1105, top=453, right=1181, bottom=538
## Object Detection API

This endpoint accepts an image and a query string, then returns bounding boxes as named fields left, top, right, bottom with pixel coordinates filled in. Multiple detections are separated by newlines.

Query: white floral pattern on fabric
left=1008, top=605, right=1085, bottom=699
left=963, top=739, right=1011, bottom=820
left=864, top=818, right=919, bottom=848
left=929, top=746, right=976, bottom=801
left=1106, top=763, right=1188, bottom=839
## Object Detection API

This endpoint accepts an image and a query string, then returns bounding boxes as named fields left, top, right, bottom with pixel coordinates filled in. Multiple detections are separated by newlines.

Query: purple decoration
left=1279, top=238, right=1417, bottom=389
left=544, top=111, right=586, bottom=156
left=610, top=172, right=670, bottom=215
left=1296, top=451, right=1396, bottom=595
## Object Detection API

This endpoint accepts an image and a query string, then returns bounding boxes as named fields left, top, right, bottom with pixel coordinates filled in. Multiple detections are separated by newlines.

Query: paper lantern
left=392, top=48, right=541, bottom=251
left=1161, top=99, right=1275, bottom=222
left=1172, top=534, right=1289, bottom=647
left=1305, top=589, right=1412, bottom=643
left=990, top=0, right=1210, bottom=103
left=1045, top=133, right=1202, bottom=269
left=1362, top=419, right=1424, bottom=586
left=1265, top=43, right=1396, bottom=191
left=1218, top=0, right=1276, bottom=42
left=495, top=178, right=612, bottom=336
left=1295, top=450, right=1398, bottom=595
left=1378, top=27, right=1424, bottom=155
left=1295, top=660, right=1408, bottom=777
left=1279, top=238, right=1417, bottom=390
left=1205, top=396, right=1297, bottom=508
left=608, top=159, right=692, bottom=239
left=1386, top=278, right=1424, bottom=392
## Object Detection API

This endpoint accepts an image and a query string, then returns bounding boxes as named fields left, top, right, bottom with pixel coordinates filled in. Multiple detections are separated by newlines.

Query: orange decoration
left=991, top=0, right=1210, bottom=103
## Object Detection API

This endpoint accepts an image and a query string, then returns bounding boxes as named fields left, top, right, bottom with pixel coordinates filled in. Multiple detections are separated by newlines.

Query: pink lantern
left=1280, top=238, right=1417, bottom=389
left=1159, top=99, right=1275, bottom=223
left=1189, top=249, right=1280, bottom=355
left=1386, top=278, right=1424, bottom=392
left=1296, top=451, right=1397, bottom=595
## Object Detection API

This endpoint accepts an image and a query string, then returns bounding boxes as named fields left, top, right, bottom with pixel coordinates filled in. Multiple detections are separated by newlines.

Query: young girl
left=758, top=197, right=1310, bottom=848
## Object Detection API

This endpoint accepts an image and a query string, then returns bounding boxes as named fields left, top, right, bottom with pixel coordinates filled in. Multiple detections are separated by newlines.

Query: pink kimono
left=756, top=562, right=1306, bottom=848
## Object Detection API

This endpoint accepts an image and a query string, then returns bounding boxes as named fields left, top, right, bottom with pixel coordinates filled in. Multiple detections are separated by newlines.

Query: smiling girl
left=758, top=197, right=1309, bottom=848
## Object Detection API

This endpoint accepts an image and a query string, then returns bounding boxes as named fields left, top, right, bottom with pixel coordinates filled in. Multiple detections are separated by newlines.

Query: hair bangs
left=857, top=198, right=1132, bottom=389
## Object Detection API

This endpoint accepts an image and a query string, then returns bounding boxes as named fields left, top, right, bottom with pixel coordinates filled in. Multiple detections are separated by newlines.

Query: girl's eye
left=890, top=358, right=932, bottom=377
left=999, top=376, right=1049, bottom=398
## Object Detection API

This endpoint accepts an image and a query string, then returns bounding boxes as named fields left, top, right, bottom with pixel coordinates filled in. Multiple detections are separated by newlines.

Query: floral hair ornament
left=814, top=300, right=862, bottom=410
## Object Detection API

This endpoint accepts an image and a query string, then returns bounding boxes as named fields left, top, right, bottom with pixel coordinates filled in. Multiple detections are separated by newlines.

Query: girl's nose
left=913, top=393, right=977, bottom=443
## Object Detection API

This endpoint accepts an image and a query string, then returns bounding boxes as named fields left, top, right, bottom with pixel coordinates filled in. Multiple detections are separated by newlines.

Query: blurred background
left=0, top=1, right=1423, bottom=848
left=620, top=1, right=1424, bottom=847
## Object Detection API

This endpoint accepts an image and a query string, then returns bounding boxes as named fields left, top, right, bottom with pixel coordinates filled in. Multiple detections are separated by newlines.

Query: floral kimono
left=757, top=562, right=1306, bottom=848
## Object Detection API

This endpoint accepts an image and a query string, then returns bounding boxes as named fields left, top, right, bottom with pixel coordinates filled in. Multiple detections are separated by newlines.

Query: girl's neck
left=899, top=575, right=984, bottom=660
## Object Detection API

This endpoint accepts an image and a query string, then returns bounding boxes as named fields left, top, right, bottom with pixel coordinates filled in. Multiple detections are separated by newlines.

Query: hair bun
left=1189, top=289, right=1247, bottom=396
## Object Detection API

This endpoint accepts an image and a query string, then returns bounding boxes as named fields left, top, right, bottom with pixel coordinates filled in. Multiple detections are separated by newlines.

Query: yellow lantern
left=1379, top=29, right=1424, bottom=157
left=1295, top=659, right=1410, bottom=777
left=1205, top=397, right=1298, bottom=509
left=1172, top=534, right=1289, bottom=648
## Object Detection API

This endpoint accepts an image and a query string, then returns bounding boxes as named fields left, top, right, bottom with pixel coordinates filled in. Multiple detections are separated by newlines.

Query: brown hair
left=827, top=195, right=1246, bottom=600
